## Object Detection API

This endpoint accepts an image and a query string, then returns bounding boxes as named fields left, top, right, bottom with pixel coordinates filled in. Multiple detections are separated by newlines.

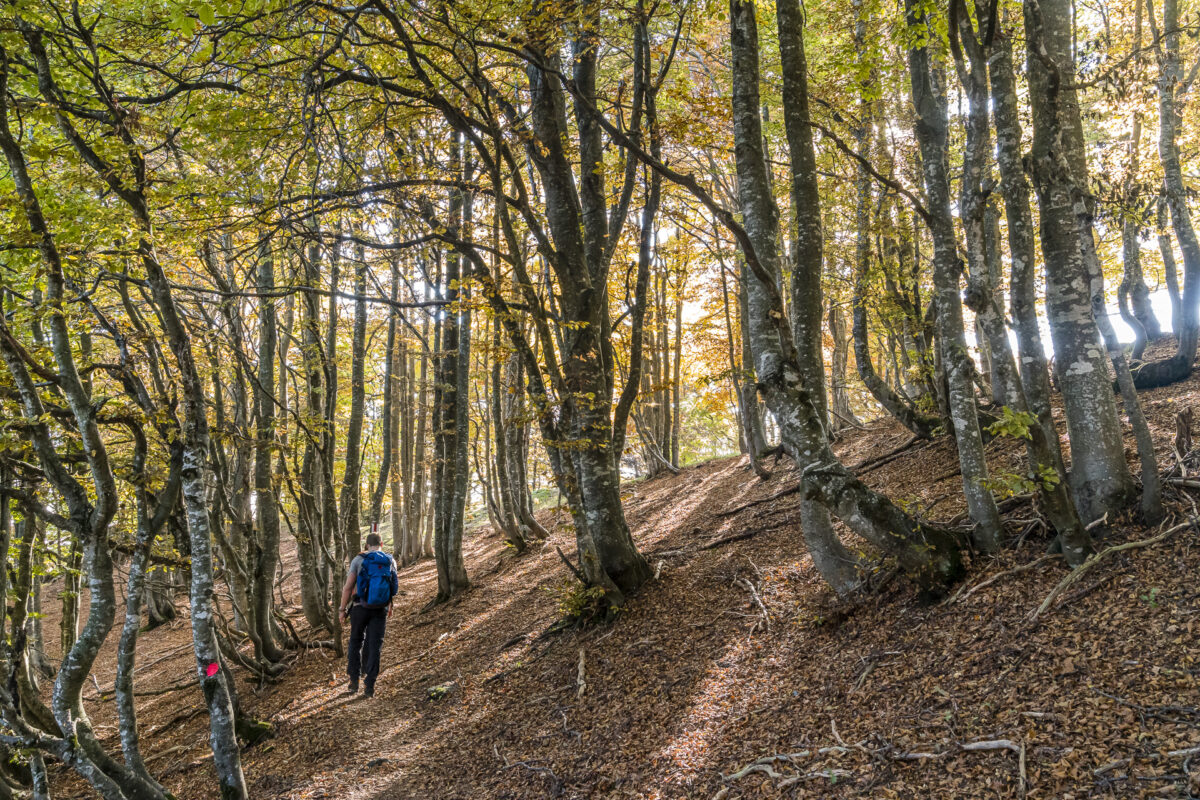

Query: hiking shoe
left=363, top=685, right=375, bottom=699
left=346, top=679, right=359, bottom=695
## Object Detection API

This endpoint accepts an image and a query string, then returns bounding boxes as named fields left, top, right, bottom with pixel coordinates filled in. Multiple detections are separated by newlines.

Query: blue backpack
left=355, top=551, right=396, bottom=609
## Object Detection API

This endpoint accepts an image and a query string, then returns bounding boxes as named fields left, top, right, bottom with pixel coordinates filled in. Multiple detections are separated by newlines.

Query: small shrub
left=544, top=578, right=612, bottom=625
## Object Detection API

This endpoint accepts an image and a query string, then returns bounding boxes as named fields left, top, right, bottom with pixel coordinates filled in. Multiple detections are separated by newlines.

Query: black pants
left=347, top=605, right=388, bottom=690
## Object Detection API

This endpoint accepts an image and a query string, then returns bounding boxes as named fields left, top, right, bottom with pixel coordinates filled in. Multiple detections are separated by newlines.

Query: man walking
left=339, top=532, right=399, bottom=698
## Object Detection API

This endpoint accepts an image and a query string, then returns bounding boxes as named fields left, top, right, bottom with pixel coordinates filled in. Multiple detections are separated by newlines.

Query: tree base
left=235, top=716, right=274, bottom=748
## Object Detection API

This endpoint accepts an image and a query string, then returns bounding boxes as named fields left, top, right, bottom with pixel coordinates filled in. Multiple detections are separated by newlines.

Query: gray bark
left=731, top=0, right=961, bottom=588
left=1025, top=0, right=1135, bottom=526
left=909, top=0, right=1003, bottom=552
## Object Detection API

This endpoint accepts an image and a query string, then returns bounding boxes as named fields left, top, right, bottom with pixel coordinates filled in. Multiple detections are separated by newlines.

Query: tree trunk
left=909, top=0, right=1002, bottom=552
left=1137, top=0, right=1200, bottom=387
left=1119, top=6, right=1162, bottom=352
left=851, top=27, right=938, bottom=438
left=297, top=232, right=331, bottom=630
left=1025, top=0, right=1135, bottom=528
left=778, top=0, right=861, bottom=596
left=988, top=15, right=1089, bottom=555
left=432, top=141, right=471, bottom=604
left=370, top=260, right=400, bottom=526
left=338, top=242, right=368, bottom=560
left=1159, top=197, right=1184, bottom=331
left=252, top=239, right=286, bottom=664
left=731, top=0, right=961, bottom=589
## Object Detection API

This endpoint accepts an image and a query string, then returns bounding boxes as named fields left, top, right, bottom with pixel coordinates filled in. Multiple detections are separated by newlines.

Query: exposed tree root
left=1029, top=517, right=1196, bottom=622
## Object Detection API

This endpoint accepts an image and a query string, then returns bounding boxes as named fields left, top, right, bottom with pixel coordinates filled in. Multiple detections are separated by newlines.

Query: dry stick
left=721, top=739, right=1024, bottom=792
left=555, top=546, right=586, bottom=584
left=1167, top=477, right=1200, bottom=489
left=948, top=493, right=1033, bottom=525
left=145, top=744, right=190, bottom=763
left=1029, top=517, right=1196, bottom=622
left=945, top=554, right=1063, bottom=605
left=717, top=483, right=802, bottom=517
left=701, top=530, right=761, bottom=550
left=95, top=679, right=196, bottom=701
left=575, top=648, right=586, bottom=699
left=735, top=577, right=769, bottom=632
left=777, top=769, right=855, bottom=787
left=850, top=434, right=921, bottom=474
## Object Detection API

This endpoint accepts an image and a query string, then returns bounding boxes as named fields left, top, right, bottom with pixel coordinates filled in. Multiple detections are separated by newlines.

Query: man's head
left=365, top=532, right=382, bottom=550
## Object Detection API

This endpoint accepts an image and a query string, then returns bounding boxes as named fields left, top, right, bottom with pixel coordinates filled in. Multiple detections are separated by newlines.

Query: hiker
left=339, top=532, right=399, bottom=697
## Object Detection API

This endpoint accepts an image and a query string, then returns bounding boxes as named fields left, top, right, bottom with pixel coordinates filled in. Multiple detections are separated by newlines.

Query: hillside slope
left=63, top=360, right=1200, bottom=799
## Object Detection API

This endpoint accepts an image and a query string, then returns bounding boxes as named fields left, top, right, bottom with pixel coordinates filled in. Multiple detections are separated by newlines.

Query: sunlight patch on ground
left=650, top=553, right=819, bottom=789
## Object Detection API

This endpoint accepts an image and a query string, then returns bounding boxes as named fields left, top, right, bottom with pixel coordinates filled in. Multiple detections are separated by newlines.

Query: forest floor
left=55, top=339, right=1200, bottom=799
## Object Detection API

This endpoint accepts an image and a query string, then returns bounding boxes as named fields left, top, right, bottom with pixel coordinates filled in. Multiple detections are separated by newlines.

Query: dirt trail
left=56, top=345, right=1200, bottom=798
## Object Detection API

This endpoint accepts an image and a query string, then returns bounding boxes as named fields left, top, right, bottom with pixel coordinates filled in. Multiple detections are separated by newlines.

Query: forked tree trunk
left=731, top=0, right=961, bottom=589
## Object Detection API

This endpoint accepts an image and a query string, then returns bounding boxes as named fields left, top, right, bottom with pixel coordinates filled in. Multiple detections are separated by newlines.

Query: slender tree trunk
left=432, top=142, right=470, bottom=603
left=852, top=20, right=937, bottom=438
left=778, top=0, right=861, bottom=595
left=1159, top=197, right=1184, bottom=331
left=338, top=243, right=368, bottom=559
left=370, top=260, right=400, bottom=525
left=1120, top=4, right=1162, bottom=351
left=731, top=0, right=961, bottom=589
left=252, top=240, right=285, bottom=664
left=298, top=233, right=330, bottom=630
left=321, top=228, right=344, bottom=649
left=909, top=0, right=1002, bottom=551
left=1137, top=0, right=1200, bottom=387
left=1025, top=0, right=1135, bottom=528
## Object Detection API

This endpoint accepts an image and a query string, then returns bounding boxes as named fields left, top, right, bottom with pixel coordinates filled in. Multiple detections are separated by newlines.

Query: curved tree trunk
left=730, top=0, right=961, bottom=589
left=1137, top=0, right=1200, bottom=387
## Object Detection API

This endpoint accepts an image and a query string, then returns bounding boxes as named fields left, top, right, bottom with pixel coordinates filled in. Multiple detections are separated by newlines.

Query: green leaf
left=197, top=3, right=215, bottom=25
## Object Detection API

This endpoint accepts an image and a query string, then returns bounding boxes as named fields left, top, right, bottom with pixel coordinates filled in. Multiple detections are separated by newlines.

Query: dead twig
left=493, top=743, right=563, bottom=797
left=555, top=546, right=586, bottom=584
left=1029, top=517, right=1196, bottom=622
left=701, top=530, right=761, bottom=550
left=575, top=648, right=586, bottom=699
left=850, top=434, right=921, bottom=474
left=946, top=554, right=1062, bottom=605
left=717, top=483, right=801, bottom=517
left=735, top=577, right=769, bottom=632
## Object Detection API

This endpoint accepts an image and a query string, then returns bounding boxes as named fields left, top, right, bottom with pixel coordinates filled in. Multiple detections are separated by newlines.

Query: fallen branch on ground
left=719, top=738, right=1024, bottom=795
left=701, top=530, right=762, bottom=550
left=1029, top=517, right=1196, bottom=622
left=851, top=435, right=921, bottom=474
left=735, top=577, right=769, bottom=633
left=94, top=678, right=196, bottom=701
left=493, top=743, right=563, bottom=797
left=575, top=648, right=586, bottom=699
left=949, top=493, right=1033, bottom=525
left=945, top=554, right=1062, bottom=605
left=717, top=483, right=801, bottom=517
